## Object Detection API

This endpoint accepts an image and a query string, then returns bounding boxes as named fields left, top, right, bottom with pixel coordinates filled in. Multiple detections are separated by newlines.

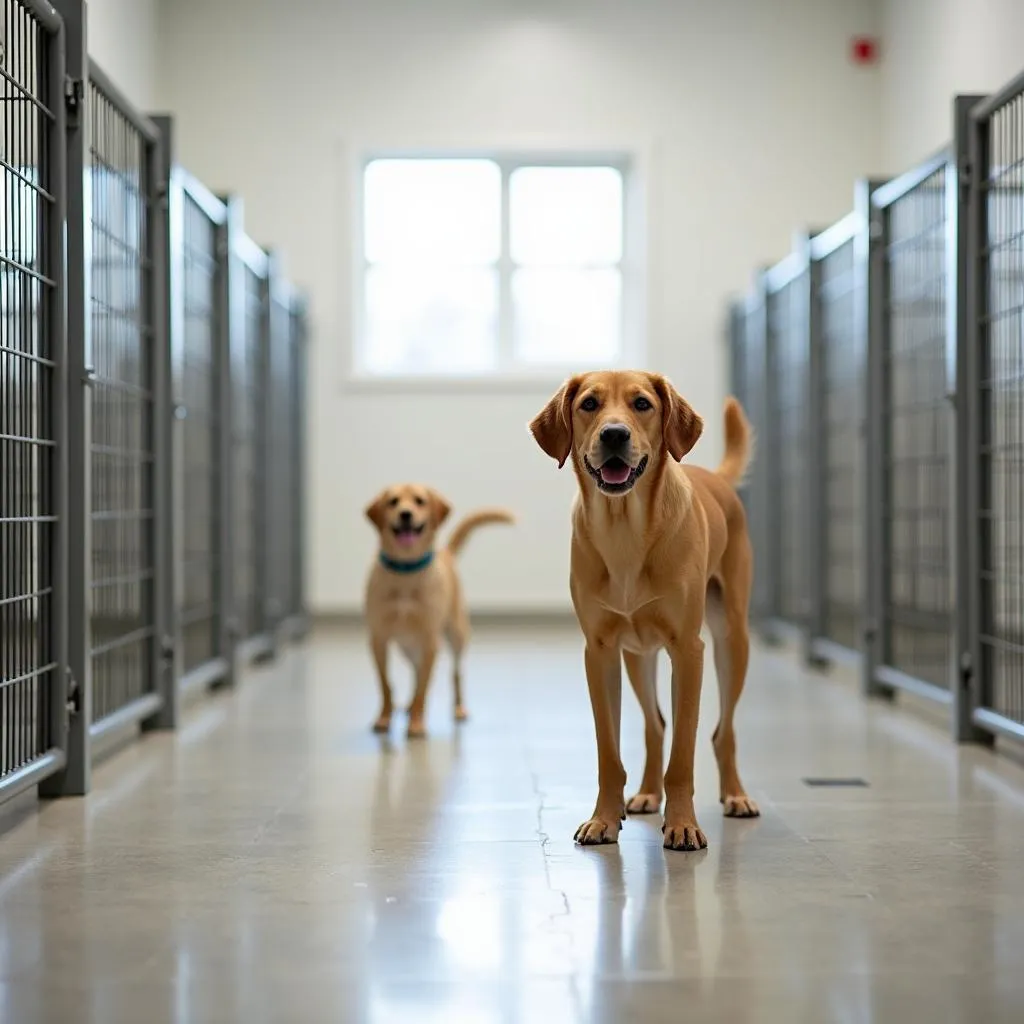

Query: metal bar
left=88, top=692, right=163, bottom=743
left=42, top=0, right=91, bottom=797
left=970, top=71, right=1024, bottom=123
left=951, top=94, right=991, bottom=743
left=17, top=0, right=63, bottom=32
left=874, top=665, right=954, bottom=705
left=809, top=211, right=860, bottom=261
left=178, top=657, right=230, bottom=697
left=85, top=60, right=160, bottom=144
left=862, top=178, right=893, bottom=700
left=179, top=170, right=229, bottom=227
left=145, top=116, right=177, bottom=729
left=292, top=296, right=308, bottom=629
left=215, top=213, right=237, bottom=684
left=810, top=637, right=861, bottom=668
left=236, top=633, right=275, bottom=666
left=0, top=751, right=68, bottom=807
left=806, top=233, right=827, bottom=664
left=872, top=146, right=954, bottom=210
left=44, top=2, right=71, bottom=791
left=972, top=707, right=1024, bottom=744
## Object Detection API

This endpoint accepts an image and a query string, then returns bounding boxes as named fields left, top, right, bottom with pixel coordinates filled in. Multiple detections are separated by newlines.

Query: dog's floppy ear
left=364, top=490, right=391, bottom=530
left=529, top=376, right=582, bottom=468
left=651, top=374, right=703, bottom=462
left=427, top=488, right=452, bottom=527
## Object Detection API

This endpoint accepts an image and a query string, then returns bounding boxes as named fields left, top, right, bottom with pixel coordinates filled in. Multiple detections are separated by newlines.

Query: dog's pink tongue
left=600, top=462, right=631, bottom=485
left=395, top=531, right=417, bottom=547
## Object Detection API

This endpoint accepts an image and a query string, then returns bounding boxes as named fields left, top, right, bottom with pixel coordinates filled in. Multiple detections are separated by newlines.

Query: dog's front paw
left=406, top=718, right=428, bottom=739
left=662, top=820, right=708, bottom=852
left=371, top=713, right=392, bottom=734
left=722, top=794, right=760, bottom=818
left=454, top=704, right=469, bottom=723
left=574, top=816, right=621, bottom=846
left=626, top=792, right=662, bottom=815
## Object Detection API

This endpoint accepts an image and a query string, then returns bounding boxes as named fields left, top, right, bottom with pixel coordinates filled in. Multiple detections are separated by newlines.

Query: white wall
left=85, top=0, right=160, bottom=109
left=157, top=0, right=881, bottom=614
left=881, top=0, right=1024, bottom=171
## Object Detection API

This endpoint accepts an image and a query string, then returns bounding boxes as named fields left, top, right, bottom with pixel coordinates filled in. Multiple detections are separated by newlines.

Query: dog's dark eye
left=580, top=396, right=599, bottom=412
left=387, top=496, right=399, bottom=508
left=634, top=396, right=653, bottom=412
left=413, top=496, right=426, bottom=507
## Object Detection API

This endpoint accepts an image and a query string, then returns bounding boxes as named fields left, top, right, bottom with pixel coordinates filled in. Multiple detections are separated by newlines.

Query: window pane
left=509, top=166, right=623, bottom=266
left=512, top=269, right=622, bottom=364
left=362, top=266, right=499, bottom=374
left=364, top=159, right=501, bottom=265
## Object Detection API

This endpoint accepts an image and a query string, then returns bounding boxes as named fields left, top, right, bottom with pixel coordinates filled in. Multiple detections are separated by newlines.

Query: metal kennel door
left=168, top=171, right=233, bottom=693
left=965, top=78, right=1024, bottom=743
left=764, top=245, right=814, bottom=638
left=0, top=0, right=70, bottom=802
left=808, top=212, right=866, bottom=662
left=227, top=211, right=274, bottom=663
left=866, top=154, right=955, bottom=705
left=84, top=63, right=168, bottom=739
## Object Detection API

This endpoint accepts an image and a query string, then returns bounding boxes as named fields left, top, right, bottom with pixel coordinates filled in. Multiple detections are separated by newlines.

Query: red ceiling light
left=851, top=36, right=879, bottom=65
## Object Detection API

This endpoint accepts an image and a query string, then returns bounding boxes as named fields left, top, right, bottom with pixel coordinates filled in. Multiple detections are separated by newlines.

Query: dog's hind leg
left=706, top=570, right=760, bottom=819
left=624, top=651, right=664, bottom=815
left=446, top=605, right=471, bottom=723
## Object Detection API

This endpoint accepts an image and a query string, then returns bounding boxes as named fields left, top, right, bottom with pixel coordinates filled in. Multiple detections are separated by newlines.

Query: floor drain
left=802, top=777, right=869, bottom=787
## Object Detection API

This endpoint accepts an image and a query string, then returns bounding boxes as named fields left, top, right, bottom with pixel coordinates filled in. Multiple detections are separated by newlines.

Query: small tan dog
left=364, top=484, right=514, bottom=737
left=529, top=371, right=758, bottom=851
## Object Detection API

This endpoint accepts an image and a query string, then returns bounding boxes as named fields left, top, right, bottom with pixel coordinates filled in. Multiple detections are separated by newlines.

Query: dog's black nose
left=399, top=509, right=413, bottom=524
left=600, top=424, right=631, bottom=448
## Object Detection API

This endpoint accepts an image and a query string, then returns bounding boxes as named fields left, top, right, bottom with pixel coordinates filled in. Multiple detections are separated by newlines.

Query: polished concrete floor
left=3, top=623, right=1024, bottom=1022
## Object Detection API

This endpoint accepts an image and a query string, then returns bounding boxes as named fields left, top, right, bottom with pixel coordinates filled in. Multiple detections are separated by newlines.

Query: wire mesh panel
left=231, top=237, right=270, bottom=652
left=970, top=82, right=1024, bottom=737
left=86, top=69, right=161, bottom=727
left=765, top=257, right=812, bottom=629
left=266, top=282, right=295, bottom=632
left=177, top=188, right=225, bottom=677
left=872, top=162, right=953, bottom=698
left=814, top=229, right=864, bottom=654
left=0, top=0, right=67, bottom=795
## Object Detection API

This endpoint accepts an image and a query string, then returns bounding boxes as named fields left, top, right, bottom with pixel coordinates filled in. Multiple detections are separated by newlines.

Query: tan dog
left=364, top=484, right=514, bottom=738
left=529, top=371, right=758, bottom=851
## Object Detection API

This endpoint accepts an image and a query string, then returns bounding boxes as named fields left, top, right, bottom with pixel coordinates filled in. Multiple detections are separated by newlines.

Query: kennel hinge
left=958, top=159, right=973, bottom=202
left=65, top=666, right=80, bottom=721
left=64, top=76, right=84, bottom=126
left=160, top=635, right=176, bottom=665
left=959, top=650, right=974, bottom=682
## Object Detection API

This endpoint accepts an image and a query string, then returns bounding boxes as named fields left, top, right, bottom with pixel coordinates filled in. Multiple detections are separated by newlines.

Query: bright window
left=357, top=157, right=629, bottom=377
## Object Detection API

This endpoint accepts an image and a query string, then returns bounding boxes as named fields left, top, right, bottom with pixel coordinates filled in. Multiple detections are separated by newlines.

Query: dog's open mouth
left=585, top=454, right=649, bottom=494
left=391, top=523, right=426, bottom=547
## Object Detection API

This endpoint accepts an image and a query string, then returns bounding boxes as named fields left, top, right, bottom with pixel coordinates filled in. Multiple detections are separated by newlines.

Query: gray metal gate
left=84, top=63, right=167, bottom=740
left=865, top=153, right=955, bottom=704
left=265, top=272, right=306, bottom=638
left=808, top=210, right=866, bottom=662
left=168, top=164, right=232, bottom=694
left=226, top=206, right=274, bottom=663
left=738, top=281, right=774, bottom=631
left=964, top=78, right=1024, bottom=742
left=0, top=0, right=69, bottom=801
left=764, top=244, right=814, bottom=638
left=286, top=296, right=308, bottom=632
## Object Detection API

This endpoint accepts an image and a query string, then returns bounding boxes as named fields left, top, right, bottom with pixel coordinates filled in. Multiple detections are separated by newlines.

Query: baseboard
left=312, top=608, right=578, bottom=630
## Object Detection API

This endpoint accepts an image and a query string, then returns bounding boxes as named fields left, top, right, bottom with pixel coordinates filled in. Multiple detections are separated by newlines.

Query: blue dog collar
left=379, top=550, right=435, bottom=574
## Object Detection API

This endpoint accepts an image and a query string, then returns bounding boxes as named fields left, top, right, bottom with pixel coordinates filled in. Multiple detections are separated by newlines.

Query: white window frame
left=351, top=151, right=642, bottom=386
